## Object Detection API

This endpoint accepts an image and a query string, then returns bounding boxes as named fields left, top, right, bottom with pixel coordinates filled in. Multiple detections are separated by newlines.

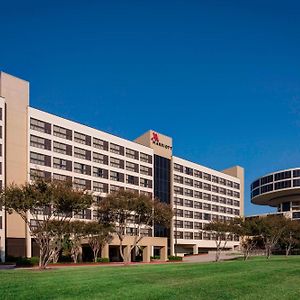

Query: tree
left=204, top=220, right=235, bottom=262
left=68, top=221, right=87, bottom=263
left=256, top=215, right=287, bottom=259
left=96, top=190, right=173, bottom=263
left=280, top=219, right=300, bottom=256
left=0, top=178, right=93, bottom=269
left=232, top=217, right=260, bottom=260
left=85, top=222, right=113, bottom=262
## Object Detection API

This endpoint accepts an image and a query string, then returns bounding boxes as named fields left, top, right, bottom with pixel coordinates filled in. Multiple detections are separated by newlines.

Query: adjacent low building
left=0, top=71, right=244, bottom=261
left=251, top=168, right=300, bottom=220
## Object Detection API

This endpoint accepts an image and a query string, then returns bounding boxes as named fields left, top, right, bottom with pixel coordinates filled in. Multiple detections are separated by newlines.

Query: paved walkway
left=183, top=252, right=242, bottom=263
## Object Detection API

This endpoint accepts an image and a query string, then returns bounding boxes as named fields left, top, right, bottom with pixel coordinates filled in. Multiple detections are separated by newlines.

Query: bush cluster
left=168, top=256, right=182, bottom=261
left=96, top=258, right=110, bottom=263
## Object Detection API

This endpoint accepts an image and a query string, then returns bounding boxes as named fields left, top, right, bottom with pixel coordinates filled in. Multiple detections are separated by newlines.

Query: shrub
left=150, top=255, right=161, bottom=260
left=96, top=258, right=110, bottom=263
left=16, top=257, right=39, bottom=267
left=168, top=255, right=182, bottom=261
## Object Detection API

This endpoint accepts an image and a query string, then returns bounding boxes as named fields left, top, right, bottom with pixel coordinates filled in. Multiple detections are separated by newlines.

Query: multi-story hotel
left=0, top=72, right=244, bottom=262
left=251, top=168, right=300, bottom=220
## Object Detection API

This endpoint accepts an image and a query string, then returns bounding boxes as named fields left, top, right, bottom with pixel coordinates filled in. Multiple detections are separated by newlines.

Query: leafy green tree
left=280, top=218, right=300, bottom=256
left=0, top=178, right=93, bottom=269
left=68, top=221, right=87, bottom=263
left=204, top=220, right=236, bottom=262
left=85, top=222, right=113, bottom=262
left=96, top=190, right=173, bottom=263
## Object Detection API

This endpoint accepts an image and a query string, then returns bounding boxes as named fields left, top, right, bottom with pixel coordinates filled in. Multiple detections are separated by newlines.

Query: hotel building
left=0, top=72, right=244, bottom=261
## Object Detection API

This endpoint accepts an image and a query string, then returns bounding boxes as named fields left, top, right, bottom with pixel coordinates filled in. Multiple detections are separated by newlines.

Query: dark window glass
left=293, top=169, right=300, bottom=178
left=261, top=175, right=273, bottom=185
left=261, top=184, right=273, bottom=194
left=274, top=180, right=291, bottom=190
left=275, top=171, right=291, bottom=181
left=293, top=179, right=300, bottom=187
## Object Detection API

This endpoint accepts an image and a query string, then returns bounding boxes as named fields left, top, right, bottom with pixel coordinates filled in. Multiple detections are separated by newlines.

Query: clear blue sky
left=1, top=1, right=300, bottom=215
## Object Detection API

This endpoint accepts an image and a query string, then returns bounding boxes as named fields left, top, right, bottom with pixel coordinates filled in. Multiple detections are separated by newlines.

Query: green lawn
left=1, top=256, right=300, bottom=299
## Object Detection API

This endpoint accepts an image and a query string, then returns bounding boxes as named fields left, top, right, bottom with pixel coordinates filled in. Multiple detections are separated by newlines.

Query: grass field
left=0, top=256, right=300, bottom=299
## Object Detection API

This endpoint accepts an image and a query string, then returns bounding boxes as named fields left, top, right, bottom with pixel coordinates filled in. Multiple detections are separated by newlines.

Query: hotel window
left=203, top=232, right=211, bottom=240
left=174, top=231, right=183, bottom=239
left=30, top=135, right=51, bottom=150
left=93, top=152, right=108, bottom=165
left=194, top=222, right=202, bottom=230
left=174, top=197, right=183, bottom=206
left=126, top=148, right=138, bottom=160
left=126, top=175, right=139, bottom=185
left=30, top=152, right=51, bottom=167
left=30, top=118, right=51, bottom=134
left=184, top=199, right=193, bottom=208
left=53, top=125, right=72, bottom=140
left=175, top=209, right=183, bottom=217
left=212, top=215, right=219, bottom=221
left=184, top=210, right=193, bottom=218
left=227, top=189, right=233, bottom=196
left=110, top=143, right=124, bottom=155
left=194, top=212, right=202, bottom=220
left=0, top=108, right=2, bottom=121
left=184, top=188, right=193, bottom=197
left=185, top=167, right=193, bottom=176
left=234, top=200, right=240, bottom=207
left=30, top=169, right=51, bottom=180
left=203, top=213, right=211, bottom=221
left=203, top=183, right=211, bottom=191
left=233, top=191, right=240, bottom=198
left=110, top=185, right=124, bottom=193
left=212, top=195, right=219, bottom=203
left=194, top=170, right=202, bottom=178
left=194, top=180, right=202, bottom=189
left=226, top=207, right=233, bottom=214
left=194, top=201, right=202, bottom=209
left=140, top=153, right=152, bottom=164
left=194, top=191, right=202, bottom=199
left=110, top=157, right=124, bottom=169
left=53, top=157, right=72, bottom=171
left=126, top=161, right=138, bottom=173
left=194, top=232, right=202, bottom=240
left=212, top=175, right=219, bottom=183
left=212, top=185, right=219, bottom=193
left=110, top=171, right=124, bottom=182
left=219, top=215, right=225, bottom=222
left=233, top=182, right=240, bottom=189
left=140, top=165, right=152, bottom=176
left=174, top=220, right=183, bottom=228
left=219, top=178, right=226, bottom=186
left=226, top=180, right=233, bottom=187
left=74, top=162, right=91, bottom=175
left=74, top=178, right=91, bottom=190
left=53, top=141, right=72, bottom=156
left=234, top=209, right=240, bottom=216
left=174, top=174, right=184, bottom=184
left=203, top=193, right=211, bottom=201
left=275, top=171, right=291, bottom=181
left=219, top=187, right=226, bottom=195
left=184, top=232, right=193, bottom=240
left=212, top=205, right=219, bottom=212
left=184, top=221, right=193, bottom=229
left=93, top=137, right=109, bottom=151
left=185, top=177, right=193, bottom=186
left=74, top=132, right=91, bottom=146
left=203, top=173, right=211, bottom=181
left=174, top=163, right=183, bottom=173
left=53, top=173, right=71, bottom=182
left=0, top=126, right=2, bottom=139
left=93, top=181, right=108, bottom=193
left=93, top=167, right=108, bottom=179
left=219, top=196, right=226, bottom=204
left=275, top=180, right=291, bottom=190
left=219, top=206, right=226, bottom=213
left=174, top=186, right=183, bottom=195
left=140, top=178, right=152, bottom=188
left=203, top=203, right=211, bottom=211
left=74, top=147, right=91, bottom=160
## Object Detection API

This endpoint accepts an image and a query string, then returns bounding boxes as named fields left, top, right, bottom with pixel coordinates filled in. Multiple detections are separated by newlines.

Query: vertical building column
left=160, top=246, right=168, bottom=261
left=142, top=246, right=151, bottom=263
left=193, top=244, right=198, bottom=255
left=101, top=243, right=109, bottom=259
left=124, top=245, right=131, bottom=263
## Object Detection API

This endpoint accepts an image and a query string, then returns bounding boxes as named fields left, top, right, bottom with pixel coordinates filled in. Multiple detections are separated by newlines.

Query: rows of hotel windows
left=30, top=118, right=152, bottom=164
left=251, top=169, right=300, bottom=198
left=174, top=163, right=240, bottom=189
left=174, top=230, right=239, bottom=241
left=30, top=169, right=153, bottom=198
left=174, top=197, right=239, bottom=214
left=174, top=176, right=240, bottom=199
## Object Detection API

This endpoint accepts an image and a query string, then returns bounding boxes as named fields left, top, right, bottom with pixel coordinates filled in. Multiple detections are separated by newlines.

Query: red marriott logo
left=151, top=132, right=172, bottom=150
